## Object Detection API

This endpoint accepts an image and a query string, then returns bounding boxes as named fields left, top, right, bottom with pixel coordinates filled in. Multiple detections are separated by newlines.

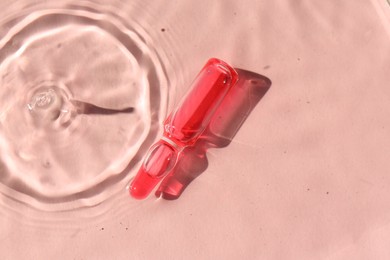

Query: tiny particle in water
left=57, top=43, right=62, bottom=48
left=297, top=58, right=301, bottom=61
left=125, top=228, right=128, bottom=230
left=161, top=28, right=166, bottom=32
left=263, top=65, right=270, bottom=70
left=326, top=192, right=329, bottom=195
left=101, top=227, right=104, bottom=231
left=42, top=160, right=51, bottom=169
left=307, top=188, right=310, bottom=191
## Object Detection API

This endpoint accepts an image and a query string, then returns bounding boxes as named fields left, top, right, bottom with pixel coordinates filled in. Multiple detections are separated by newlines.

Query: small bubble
left=29, top=89, right=56, bottom=110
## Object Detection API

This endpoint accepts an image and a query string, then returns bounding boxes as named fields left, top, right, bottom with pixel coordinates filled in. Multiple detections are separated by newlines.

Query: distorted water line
left=0, top=4, right=170, bottom=215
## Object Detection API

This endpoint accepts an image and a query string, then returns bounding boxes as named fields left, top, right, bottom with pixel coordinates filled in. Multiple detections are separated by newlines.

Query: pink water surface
left=1, top=0, right=390, bottom=259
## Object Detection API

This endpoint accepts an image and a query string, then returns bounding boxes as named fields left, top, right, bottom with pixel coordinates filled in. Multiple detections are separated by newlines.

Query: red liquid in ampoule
left=164, top=58, right=238, bottom=146
left=129, top=58, right=238, bottom=199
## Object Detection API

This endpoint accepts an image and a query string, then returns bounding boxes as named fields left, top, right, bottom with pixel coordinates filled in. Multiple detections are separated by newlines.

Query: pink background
left=2, top=0, right=390, bottom=259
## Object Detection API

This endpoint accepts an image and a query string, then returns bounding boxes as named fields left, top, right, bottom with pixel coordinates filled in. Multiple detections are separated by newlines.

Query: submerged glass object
left=129, top=58, right=238, bottom=199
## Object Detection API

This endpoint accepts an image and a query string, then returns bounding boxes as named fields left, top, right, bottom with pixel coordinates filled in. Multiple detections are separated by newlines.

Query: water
left=0, top=1, right=173, bottom=215
left=2, top=0, right=390, bottom=259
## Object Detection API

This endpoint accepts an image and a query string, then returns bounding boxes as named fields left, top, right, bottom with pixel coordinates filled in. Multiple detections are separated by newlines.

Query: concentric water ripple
left=0, top=4, right=170, bottom=212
